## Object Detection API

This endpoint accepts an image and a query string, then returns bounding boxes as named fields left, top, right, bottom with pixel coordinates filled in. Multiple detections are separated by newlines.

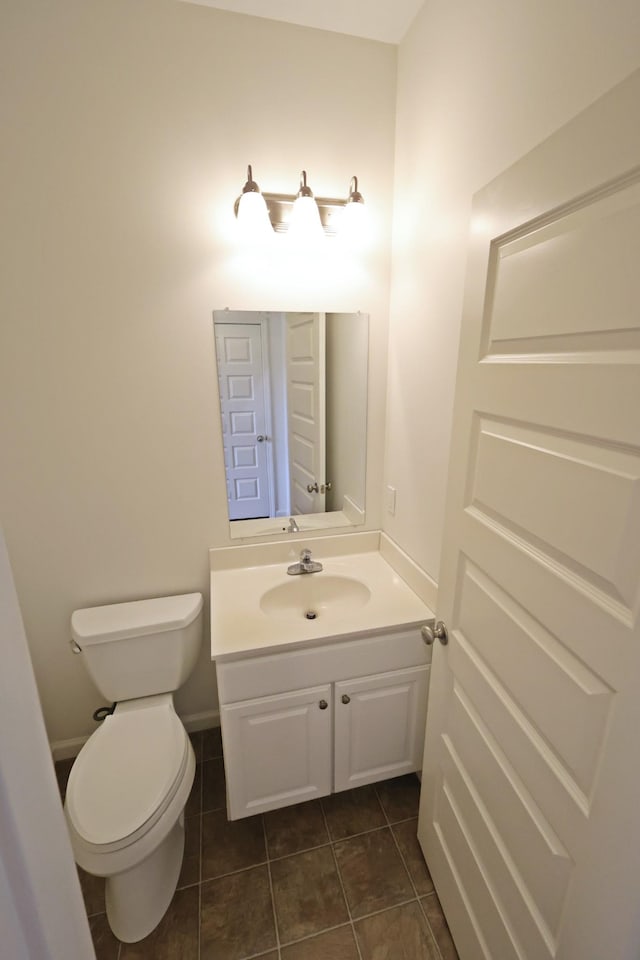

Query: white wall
left=0, top=0, right=396, bottom=746
left=384, top=0, right=640, bottom=581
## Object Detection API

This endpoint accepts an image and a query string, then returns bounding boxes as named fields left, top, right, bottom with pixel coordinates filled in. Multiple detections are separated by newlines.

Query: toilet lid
left=66, top=702, right=188, bottom=847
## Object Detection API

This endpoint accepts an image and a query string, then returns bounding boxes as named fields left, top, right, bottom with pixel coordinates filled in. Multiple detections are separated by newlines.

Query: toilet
left=64, top=592, right=203, bottom=943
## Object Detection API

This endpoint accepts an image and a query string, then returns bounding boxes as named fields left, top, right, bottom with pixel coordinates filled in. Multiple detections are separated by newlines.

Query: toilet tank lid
left=71, top=593, right=203, bottom=645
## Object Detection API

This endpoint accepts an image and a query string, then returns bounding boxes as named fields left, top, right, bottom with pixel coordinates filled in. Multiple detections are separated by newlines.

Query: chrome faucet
left=287, top=548, right=323, bottom=576
left=287, top=517, right=300, bottom=533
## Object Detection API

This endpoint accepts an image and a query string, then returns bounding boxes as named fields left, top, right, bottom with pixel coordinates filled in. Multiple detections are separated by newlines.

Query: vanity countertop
left=210, top=547, right=434, bottom=661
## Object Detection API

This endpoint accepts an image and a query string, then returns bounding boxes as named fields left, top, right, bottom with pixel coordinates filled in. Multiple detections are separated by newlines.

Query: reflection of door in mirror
left=286, top=312, right=326, bottom=515
left=214, top=319, right=274, bottom=520
left=213, top=310, right=369, bottom=537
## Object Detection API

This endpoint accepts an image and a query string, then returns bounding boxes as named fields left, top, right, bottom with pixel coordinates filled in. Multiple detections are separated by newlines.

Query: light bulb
left=236, top=190, right=273, bottom=240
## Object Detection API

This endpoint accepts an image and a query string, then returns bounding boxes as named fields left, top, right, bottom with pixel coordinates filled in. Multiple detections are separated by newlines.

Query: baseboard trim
left=50, top=708, right=220, bottom=761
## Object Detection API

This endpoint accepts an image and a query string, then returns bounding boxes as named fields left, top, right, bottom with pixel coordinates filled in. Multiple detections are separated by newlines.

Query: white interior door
left=215, top=322, right=272, bottom=520
left=419, top=70, right=640, bottom=960
left=286, top=312, right=326, bottom=515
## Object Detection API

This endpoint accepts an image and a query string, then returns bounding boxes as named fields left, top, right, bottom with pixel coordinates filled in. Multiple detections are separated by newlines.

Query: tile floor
left=55, top=727, right=459, bottom=960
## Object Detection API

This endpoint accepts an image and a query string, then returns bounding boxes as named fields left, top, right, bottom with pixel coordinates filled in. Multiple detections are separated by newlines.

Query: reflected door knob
left=307, top=482, right=319, bottom=493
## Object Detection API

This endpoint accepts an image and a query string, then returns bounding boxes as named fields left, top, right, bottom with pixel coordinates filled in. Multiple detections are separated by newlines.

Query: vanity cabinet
left=217, top=627, right=430, bottom=820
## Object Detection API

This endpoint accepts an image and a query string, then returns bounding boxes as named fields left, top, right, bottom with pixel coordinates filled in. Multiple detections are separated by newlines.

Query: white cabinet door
left=221, top=684, right=333, bottom=820
left=334, top=665, right=429, bottom=793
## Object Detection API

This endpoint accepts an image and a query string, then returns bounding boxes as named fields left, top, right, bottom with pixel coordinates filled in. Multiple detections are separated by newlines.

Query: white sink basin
left=210, top=542, right=434, bottom=660
left=260, top=574, right=371, bottom=621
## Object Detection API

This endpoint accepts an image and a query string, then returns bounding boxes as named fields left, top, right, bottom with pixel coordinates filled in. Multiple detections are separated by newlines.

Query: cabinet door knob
left=319, top=699, right=328, bottom=710
left=341, top=694, right=351, bottom=705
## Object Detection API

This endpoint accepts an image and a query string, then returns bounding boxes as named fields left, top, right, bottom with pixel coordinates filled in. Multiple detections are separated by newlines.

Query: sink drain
left=305, top=610, right=317, bottom=620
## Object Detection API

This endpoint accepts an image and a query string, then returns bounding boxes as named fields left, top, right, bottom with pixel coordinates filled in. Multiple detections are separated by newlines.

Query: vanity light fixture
left=233, top=166, right=366, bottom=237
left=234, top=165, right=273, bottom=238
left=340, top=175, right=366, bottom=235
left=288, top=171, right=324, bottom=242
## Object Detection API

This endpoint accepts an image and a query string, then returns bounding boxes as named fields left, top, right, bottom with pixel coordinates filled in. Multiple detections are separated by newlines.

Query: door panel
left=420, top=70, right=640, bottom=960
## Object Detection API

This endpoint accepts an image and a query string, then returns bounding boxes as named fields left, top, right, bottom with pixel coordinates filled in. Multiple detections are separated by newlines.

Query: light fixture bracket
left=260, top=192, right=347, bottom=235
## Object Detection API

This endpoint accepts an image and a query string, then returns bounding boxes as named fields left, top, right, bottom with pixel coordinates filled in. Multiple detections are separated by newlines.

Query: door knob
left=307, top=482, right=319, bottom=493
left=421, top=619, right=449, bottom=646
left=257, top=435, right=267, bottom=442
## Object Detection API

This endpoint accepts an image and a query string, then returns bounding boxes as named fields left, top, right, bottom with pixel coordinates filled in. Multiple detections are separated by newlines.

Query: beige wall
left=0, top=0, right=396, bottom=746
left=384, top=0, right=640, bottom=581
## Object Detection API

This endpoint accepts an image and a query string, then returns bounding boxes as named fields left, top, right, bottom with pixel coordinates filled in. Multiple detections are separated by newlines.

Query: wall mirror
left=213, top=310, right=369, bottom=539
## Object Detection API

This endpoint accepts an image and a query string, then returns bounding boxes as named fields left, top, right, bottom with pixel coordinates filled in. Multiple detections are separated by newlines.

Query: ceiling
left=179, top=0, right=425, bottom=44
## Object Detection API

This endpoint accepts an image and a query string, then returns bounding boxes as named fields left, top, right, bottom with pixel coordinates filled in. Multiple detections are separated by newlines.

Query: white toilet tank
left=71, top=593, right=203, bottom=702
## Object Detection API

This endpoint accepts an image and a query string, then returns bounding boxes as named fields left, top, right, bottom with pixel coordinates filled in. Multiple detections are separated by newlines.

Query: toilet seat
left=65, top=695, right=189, bottom=853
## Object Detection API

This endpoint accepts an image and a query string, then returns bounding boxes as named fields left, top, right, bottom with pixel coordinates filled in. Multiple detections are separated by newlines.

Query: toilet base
left=105, top=812, right=185, bottom=943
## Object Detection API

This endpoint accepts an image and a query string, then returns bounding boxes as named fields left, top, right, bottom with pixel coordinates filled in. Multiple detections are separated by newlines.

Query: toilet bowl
left=64, top=593, right=203, bottom=942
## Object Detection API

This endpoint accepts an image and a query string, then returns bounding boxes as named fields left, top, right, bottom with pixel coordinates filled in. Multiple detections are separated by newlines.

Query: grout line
left=262, top=815, right=282, bottom=960
left=348, top=894, right=422, bottom=924
left=278, top=919, right=359, bottom=949
left=319, top=801, right=364, bottom=960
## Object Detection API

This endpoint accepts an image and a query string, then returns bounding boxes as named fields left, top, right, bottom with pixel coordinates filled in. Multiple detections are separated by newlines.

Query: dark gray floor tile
left=185, top=762, right=201, bottom=818
left=119, top=886, right=199, bottom=959
left=355, top=901, right=440, bottom=960
left=392, top=819, right=434, bottom=895
left=200, top=865, right=276, bottom=960
left=78, top=866, right=105, bottom=916
left=376, top=774, right=421, bottom=823
left=322, top=785, right=386, bottom=840
left=202, top=808, right=266, bottom=879
left=177, top=814, right=201, bottom=889
left=265, top=799, right=328, bottom=858
left=202, top=757, right=227, bottom=813
left=89, top=913, right=120, bottom=960
left=280, top=924, right=359, bottom=959
left=202, top=726, right=224, bottom=760
left=271, top=845, right=348, bottom=943
left=421, top=893, right=460, bottom=960
left=334, top=828, right=414, bottom=918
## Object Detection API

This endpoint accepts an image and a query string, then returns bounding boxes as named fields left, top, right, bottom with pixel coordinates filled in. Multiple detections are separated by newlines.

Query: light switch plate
left=385, top=484, right=397, bottom=515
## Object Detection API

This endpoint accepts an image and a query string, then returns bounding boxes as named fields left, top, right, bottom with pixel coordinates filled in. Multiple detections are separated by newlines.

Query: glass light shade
left=236, top=191, right=273, bottom=240
left=287, top=195, right=324, bottom=243
left=338, top=199, right=367, bottom=242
